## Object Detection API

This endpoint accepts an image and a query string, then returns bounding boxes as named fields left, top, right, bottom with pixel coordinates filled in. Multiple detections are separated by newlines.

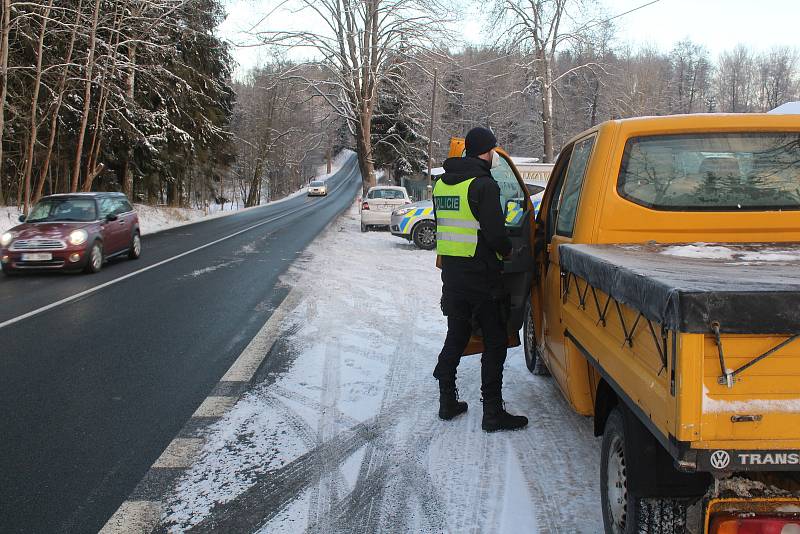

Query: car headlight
left=0, top=232, right=13, bottom=247
left=393, top=208, right=413, bottom=216
left=68, top=229, right=88, bottom=246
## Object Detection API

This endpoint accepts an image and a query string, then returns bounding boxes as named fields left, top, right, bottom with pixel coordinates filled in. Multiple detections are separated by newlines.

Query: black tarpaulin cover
left=558, top=243, right=800, bottom=334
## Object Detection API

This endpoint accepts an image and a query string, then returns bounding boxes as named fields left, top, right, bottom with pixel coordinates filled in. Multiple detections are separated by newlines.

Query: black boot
left=481, top=398, right=528, bottom=432
left=438, top=383, right=468, bottom=420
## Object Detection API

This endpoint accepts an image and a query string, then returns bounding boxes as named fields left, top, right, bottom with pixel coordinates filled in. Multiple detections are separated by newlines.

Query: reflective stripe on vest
left=433, top=178, right=479, bottom=257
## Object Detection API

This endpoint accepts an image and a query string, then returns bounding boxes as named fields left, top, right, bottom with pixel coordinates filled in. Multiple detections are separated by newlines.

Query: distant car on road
left=307, top=180, right=328, bottom=196
left=0, top=192, right=140, bottom=275
left=360, top=186, right=410, bottom=232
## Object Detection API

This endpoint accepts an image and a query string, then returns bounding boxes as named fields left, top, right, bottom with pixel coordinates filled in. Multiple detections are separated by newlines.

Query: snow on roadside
left=0, top=150, right=357, bottom=237
left=313, top=149, right=355, bottom=182
left=159, top=202, right=602, bottom=533
left=0, top=206, right=21, bottom=235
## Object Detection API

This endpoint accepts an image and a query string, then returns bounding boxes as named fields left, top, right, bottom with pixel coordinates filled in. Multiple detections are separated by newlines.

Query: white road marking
left=98, top=501, right=162, bottom=534
left=152, top=438, right=205, bottom=469
left=0, top=171, right=355, bottom=331
left=193, top=395, right=238, bottom=418
left=221, top=285, right=306, bottom=382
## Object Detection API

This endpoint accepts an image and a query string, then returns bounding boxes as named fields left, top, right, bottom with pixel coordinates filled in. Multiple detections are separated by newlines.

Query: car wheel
left=85, top=241, right=103, bottom=274
left=523, top=302, right=549, bottom=375
left=601, top=407, right=689, bottom=534
left=1, top=264, right=16, bottom=276
left=411, top=220, right=436, bottom=250
left=128, top=231, right=141, bottom=260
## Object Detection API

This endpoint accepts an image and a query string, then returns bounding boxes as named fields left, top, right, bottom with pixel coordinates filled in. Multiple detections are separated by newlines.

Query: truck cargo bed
left=559, top=242, right=800, bottom=334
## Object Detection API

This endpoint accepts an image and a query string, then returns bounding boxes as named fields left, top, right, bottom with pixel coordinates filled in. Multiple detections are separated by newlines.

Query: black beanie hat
left=465, top=127, right=497, bottom=157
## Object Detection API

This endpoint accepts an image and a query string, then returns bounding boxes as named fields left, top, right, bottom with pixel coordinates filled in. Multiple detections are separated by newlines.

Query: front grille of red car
left=9, top=239, right=67, bottom=251
left=15, top=260, right=66, bottom=269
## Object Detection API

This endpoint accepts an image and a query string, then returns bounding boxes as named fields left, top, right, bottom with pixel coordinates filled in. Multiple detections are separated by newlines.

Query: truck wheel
left=412, top=220, right=436, bottom=250
left=523, top=302, right=549, bottom=375
left=601, top=407, right=688, bottom=534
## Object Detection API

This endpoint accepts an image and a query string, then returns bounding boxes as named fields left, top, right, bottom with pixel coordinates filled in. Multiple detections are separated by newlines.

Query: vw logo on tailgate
left=710, top=450, right=731, bottom=470
left=699, top=449, right=800, bottom=471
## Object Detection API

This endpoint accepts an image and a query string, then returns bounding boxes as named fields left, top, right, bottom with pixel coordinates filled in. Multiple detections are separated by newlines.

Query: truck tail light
left=361, top=202, right=369, bottom=210
left=710, top=514, right=800, bottom=534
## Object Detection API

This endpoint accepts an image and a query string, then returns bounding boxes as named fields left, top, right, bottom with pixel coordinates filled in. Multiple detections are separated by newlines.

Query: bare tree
left=20, top=0, right=53, bottom=215
left=756, top=47, right=798, bottom=111
left=258, top=0, right=448, bottom=193
left=69, top=0, right=101, bottom=192
left=716, top=45, right=756, bottom=113
left=0, top=0, right=11, bottom=204
left=494, top=0, right=600, bottom=162
left=34, top=0, right=83, bottom=203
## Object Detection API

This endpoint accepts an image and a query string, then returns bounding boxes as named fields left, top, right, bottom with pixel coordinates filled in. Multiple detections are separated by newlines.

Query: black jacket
left=434, top=156, right=513, bottom=299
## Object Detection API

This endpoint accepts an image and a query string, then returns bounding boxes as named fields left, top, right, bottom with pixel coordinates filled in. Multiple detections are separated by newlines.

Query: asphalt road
left=0, top=158, right=361, bottom=533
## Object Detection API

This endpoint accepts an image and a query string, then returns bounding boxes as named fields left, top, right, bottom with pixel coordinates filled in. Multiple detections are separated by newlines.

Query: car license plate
left=21, top=253, right=52, bottom=261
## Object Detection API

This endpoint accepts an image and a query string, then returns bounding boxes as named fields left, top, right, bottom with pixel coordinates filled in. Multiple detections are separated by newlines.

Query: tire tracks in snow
left=305, top=289, right=448, bottom=534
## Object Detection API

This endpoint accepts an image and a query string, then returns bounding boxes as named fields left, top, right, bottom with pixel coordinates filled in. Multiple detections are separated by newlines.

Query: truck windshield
left=618, top=132, right=800, bottom=210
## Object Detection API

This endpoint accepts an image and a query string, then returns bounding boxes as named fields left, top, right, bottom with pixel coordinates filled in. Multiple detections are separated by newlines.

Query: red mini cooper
left=0, top=193, right=141, bottom=275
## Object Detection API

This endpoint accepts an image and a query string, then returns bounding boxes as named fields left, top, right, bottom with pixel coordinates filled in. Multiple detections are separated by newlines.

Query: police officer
left=432, top=127, right=528, bottom=432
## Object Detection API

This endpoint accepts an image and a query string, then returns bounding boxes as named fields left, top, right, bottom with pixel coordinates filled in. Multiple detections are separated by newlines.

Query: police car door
left=462, top=148, right=535, bottom=355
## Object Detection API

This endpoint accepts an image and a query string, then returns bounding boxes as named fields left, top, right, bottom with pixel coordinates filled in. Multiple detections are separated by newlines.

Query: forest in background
left=1, top=0, right=798, bottom=211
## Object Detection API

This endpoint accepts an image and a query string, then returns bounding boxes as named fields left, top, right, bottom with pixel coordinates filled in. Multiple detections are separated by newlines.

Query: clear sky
left=218, top=0, right=800, bottom=75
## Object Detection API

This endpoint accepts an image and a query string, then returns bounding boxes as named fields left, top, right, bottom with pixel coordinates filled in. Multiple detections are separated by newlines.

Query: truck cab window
left=556, top=136, right=596, bottom=237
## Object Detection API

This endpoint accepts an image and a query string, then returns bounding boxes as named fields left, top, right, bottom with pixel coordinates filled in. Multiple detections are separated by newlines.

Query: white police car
left=390, top=200, right=436, bottom=249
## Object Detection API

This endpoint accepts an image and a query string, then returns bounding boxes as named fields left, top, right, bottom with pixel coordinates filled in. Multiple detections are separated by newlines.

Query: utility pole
left=426, top=68, right=438, bottom=199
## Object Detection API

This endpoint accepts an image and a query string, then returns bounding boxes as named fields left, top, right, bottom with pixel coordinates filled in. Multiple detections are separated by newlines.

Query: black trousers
left=433, top=291, right=508, bottom=400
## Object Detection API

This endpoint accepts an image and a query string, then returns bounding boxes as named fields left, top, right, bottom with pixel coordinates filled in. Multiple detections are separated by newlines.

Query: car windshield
left=369, top=189, right=405, bottom=199
left=26, top=198, right=98, bottom=222
left=618, top=132, right=800, bottom=210
left=310, top=181, right=324, bottom=187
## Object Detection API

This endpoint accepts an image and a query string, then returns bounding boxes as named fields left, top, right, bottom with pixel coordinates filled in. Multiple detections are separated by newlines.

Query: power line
left=597, top=0, right=664, bottom=26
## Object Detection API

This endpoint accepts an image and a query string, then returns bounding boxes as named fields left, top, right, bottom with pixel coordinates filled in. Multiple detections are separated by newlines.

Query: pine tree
left=371, top=60, right=428, bottom=186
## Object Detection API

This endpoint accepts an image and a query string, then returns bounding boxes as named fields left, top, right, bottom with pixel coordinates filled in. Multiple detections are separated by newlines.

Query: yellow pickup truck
left=452, top=115, right=800, bottom=533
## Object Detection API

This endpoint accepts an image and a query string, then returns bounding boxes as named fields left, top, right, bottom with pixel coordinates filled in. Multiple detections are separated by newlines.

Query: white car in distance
left=307, top=180, right=328, bottom=196
left=360, top=186, right=411, bottom=232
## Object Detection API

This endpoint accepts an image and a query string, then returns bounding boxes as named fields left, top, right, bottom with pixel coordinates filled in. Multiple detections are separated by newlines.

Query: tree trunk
left=35, top=0, right=82, bottom=203
left=21, top=0, right=53, bottom=215
left=70, top=0, right=102, bottom=192
left=0, top=0, right=12, bottom=205
left=541, top=64, right=555, bottom=164
left=120, top=42, right=138, bottom=196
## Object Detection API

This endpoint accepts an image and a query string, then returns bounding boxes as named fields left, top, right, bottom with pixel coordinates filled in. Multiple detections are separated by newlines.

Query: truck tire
left=523, top=302, right=549, bottom=375
left=601, top=407, right=689, bottom=534
left=411, top=220, right=436, bottom=250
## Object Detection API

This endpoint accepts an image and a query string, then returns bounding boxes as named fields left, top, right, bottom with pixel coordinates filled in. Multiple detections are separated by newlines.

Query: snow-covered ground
left=0, top=150, right=356, bottom=237
left=158, top=202, right=603, bottom=533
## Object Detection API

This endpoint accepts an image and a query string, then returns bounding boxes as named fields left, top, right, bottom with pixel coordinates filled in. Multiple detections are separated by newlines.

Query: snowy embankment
left=0, top=149, right=356, bottom=237
left=158, top=202, right=603, bottom=533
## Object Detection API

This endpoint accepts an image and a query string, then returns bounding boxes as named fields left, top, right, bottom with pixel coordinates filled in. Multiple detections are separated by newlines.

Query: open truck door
left=440, top=138, right=536, bottom=356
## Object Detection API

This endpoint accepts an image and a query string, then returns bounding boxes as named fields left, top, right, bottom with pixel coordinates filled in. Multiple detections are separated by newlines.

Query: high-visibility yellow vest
left=433, top=178, right=480, bottom=257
